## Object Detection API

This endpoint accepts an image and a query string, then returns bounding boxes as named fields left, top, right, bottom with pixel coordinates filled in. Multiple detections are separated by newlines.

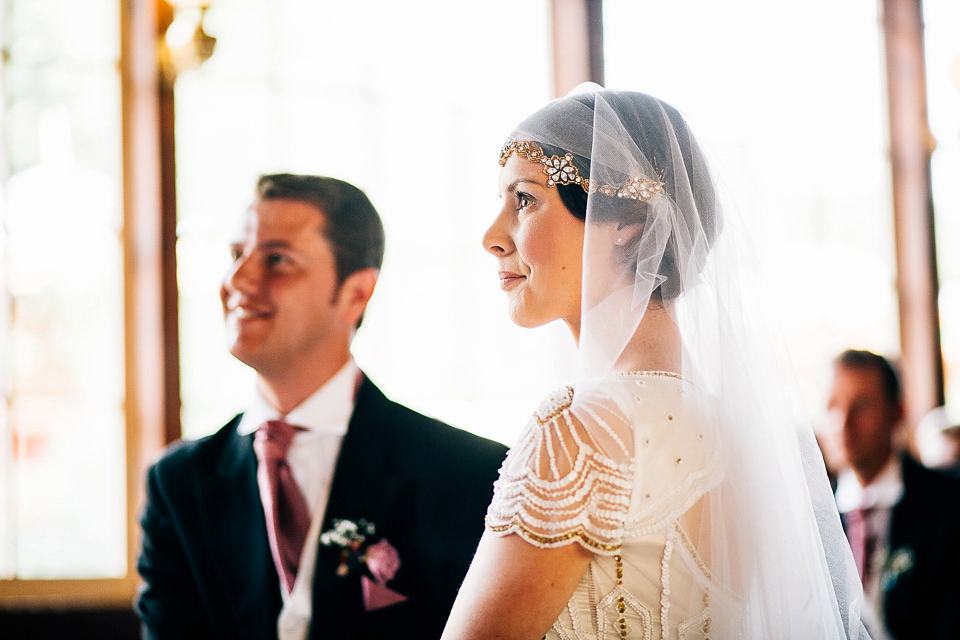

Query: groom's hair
left=834, top=349, right=901, bottom=405
left=255, top=173, right=385, bottom=286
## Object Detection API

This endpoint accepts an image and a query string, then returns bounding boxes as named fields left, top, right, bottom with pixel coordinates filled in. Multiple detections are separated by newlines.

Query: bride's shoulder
left=503, top=381, right=635, bottom=484
left=529, top=373, right=689, bottom=420
left=518, top=380, right=639, bottom=459
left=523, top=374, right=712, bottom=455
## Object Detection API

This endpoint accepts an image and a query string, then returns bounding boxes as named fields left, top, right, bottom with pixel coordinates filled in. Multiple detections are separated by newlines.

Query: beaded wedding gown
left=487, top=372, right=737, bottom=640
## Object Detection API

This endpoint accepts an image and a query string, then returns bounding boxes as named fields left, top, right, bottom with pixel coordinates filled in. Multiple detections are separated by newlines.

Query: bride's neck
left=615, top=303, right=682, bottom=374
left=566, top=298, right=683, bottom=375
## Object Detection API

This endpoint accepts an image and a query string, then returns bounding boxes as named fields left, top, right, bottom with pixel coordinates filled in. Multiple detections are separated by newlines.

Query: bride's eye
left=516, top=191, right=533, bottom=211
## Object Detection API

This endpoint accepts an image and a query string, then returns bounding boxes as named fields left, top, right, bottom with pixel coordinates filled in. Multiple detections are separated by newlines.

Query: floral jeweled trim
left=499, top=139, right=664, bottom=202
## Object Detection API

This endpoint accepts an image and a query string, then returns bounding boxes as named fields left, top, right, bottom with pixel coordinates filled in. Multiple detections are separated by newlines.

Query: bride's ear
left=613, top=222, right=643, bottom=247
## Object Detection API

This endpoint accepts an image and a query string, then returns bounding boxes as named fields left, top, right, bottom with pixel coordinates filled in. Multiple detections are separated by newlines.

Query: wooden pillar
left=157, top=1, right=182, bottom=446
left=550, top=0, right=604, bottom=97
left=121, top=0, right=181, bottom=505
left=881, top=0, right=943, bottom=427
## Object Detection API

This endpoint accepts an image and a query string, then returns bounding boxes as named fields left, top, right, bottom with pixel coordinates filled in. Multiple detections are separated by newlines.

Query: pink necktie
left=846, top=507, right=877, bottom=584
left=254, top=420, right=311, bottom=594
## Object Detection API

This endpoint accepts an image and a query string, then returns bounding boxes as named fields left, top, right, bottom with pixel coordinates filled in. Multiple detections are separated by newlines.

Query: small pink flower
left=365, top=539, right=401, bottom=584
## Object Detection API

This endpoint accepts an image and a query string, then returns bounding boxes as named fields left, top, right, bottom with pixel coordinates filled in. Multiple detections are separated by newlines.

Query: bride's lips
left=498, top=271, right=525, bottom=290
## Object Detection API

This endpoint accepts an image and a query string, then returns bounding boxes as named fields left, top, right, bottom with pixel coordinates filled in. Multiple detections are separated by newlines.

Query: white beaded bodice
left=486, top=373, right=730, bottom=640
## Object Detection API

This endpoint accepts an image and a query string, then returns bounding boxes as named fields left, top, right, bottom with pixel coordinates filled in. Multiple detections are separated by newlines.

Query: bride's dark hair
left=516, top=91, right=721, bottom=301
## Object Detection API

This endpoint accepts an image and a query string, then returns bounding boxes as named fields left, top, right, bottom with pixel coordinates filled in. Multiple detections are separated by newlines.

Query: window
left=174, top=0, right=561, bottom=446
left=926, top=1, right=960, bottom=405
left=605, top=0, right=898, bottom=415
left=0, top=0, right=127, bottom=590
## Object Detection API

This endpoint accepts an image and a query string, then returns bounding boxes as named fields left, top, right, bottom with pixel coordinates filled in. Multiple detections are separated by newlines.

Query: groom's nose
left=223, top=252, right=263, bottom=299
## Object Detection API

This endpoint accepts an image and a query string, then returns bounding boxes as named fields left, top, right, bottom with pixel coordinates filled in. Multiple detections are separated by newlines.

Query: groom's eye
left=265, top=252, right=289, bottom=267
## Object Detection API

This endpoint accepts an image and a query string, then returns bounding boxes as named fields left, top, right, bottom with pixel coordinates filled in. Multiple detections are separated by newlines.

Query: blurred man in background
left=819, top=349, right=960, bottom=640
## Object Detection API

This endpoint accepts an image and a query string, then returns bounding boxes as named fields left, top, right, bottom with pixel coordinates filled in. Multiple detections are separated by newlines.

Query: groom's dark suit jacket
left=843, top=455, right=960, bottom=639
left=136, top=377, right=508, bottom=640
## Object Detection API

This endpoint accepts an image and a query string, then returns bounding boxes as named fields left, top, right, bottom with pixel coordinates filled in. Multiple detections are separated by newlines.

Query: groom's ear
left=336, top=268, right=379, bottom=329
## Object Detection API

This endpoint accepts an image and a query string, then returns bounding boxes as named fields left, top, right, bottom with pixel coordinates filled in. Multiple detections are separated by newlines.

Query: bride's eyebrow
left=505, top=178, right=544, bottom=193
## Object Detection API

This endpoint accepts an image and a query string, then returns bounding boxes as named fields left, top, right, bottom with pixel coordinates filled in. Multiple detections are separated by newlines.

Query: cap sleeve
left=485, top=384, right=635, bottom=554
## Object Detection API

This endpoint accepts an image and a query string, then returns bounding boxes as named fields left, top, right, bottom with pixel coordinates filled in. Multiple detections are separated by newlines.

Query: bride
left=442, top=87, right=869, bottom=639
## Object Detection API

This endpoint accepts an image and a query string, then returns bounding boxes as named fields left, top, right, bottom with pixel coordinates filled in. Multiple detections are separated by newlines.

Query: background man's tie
left=254, top=420, right=311, bottom=594
left=846, top=506, right=878, bottom=584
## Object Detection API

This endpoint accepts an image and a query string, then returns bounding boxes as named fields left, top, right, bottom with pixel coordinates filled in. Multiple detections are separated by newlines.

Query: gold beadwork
left=618, top=369, right=684, bottom=381
left=485, top=518, right=622, bottom=553
left=500, top=139, right=664, bottom=203
left=615, top=554, right=627, bottom=639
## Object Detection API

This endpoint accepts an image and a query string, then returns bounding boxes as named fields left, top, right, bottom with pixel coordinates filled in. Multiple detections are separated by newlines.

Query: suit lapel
left=310, top=377, right=405, bottom=631
left=196, top=420, right=282, bottom=637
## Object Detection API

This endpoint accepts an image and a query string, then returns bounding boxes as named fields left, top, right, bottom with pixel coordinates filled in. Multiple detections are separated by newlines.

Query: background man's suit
left=874, top=455, right=960, bottom=639
left=137, top=377, right=508, bottom=639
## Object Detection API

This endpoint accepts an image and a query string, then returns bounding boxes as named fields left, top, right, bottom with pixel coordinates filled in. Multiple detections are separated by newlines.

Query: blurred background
left=0, top=0, right=957, bottom=634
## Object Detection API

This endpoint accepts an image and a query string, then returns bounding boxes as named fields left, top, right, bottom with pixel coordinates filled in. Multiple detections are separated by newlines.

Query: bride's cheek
left=518, top=221, right=555, bottom=266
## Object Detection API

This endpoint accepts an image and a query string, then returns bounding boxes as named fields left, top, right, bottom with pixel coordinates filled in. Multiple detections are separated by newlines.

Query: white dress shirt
left=835, top=456, right=904, bottom=640
left=237, top=359, right=360, bottom=640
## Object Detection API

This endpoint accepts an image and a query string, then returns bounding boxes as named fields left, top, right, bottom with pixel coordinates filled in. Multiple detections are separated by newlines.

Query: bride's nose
left=483, top=206, right=514, bottom=256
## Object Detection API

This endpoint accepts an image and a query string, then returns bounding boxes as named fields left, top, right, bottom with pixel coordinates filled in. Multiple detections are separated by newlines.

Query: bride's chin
left=508, top=306, right=553, bottom=330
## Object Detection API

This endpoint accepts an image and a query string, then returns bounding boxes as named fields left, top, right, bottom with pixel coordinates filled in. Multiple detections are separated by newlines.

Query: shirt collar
left=835, top=455, right=904, bottom=513
left=237, top=359, right=360, bottom=436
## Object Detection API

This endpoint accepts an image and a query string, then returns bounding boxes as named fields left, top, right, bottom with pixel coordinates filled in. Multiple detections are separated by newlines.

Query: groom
left=136, top=174, right=508, bottom=639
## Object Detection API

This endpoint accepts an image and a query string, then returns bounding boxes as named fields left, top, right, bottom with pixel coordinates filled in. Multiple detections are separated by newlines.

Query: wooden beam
left=881, top=0, right=944, bottom=428
left=120, top=0, right=181, bottom=588
left=550, top=0, right=604, bottom=97
left=157, top=1, right=182, bottom=447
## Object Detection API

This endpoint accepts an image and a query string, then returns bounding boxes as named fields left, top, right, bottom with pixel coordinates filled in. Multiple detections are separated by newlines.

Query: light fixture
left=159, top=1, right=217, bottom=85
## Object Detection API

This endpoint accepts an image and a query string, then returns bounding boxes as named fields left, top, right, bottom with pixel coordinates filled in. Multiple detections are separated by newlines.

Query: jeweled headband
left=499, top=139, right=664, bottom=202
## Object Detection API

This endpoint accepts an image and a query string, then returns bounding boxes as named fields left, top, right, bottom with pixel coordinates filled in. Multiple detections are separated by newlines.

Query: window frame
left=0, top=0, right=175, bottom=608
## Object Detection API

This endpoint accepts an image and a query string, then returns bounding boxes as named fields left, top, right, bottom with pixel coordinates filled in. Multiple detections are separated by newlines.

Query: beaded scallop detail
left=486, top=383, right=635, bottom=554
left=488, top=375, right=727, bottom=639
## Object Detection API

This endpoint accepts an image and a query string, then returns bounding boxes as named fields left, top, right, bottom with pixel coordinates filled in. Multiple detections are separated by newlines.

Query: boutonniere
left=319, top=519, right=407, bottom=611
left=880, top=546, right=915, bottom=591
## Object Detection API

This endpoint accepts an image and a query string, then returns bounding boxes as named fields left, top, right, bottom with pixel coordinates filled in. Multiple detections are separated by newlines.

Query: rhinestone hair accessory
left=499, top=139, right=664, bottom=202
